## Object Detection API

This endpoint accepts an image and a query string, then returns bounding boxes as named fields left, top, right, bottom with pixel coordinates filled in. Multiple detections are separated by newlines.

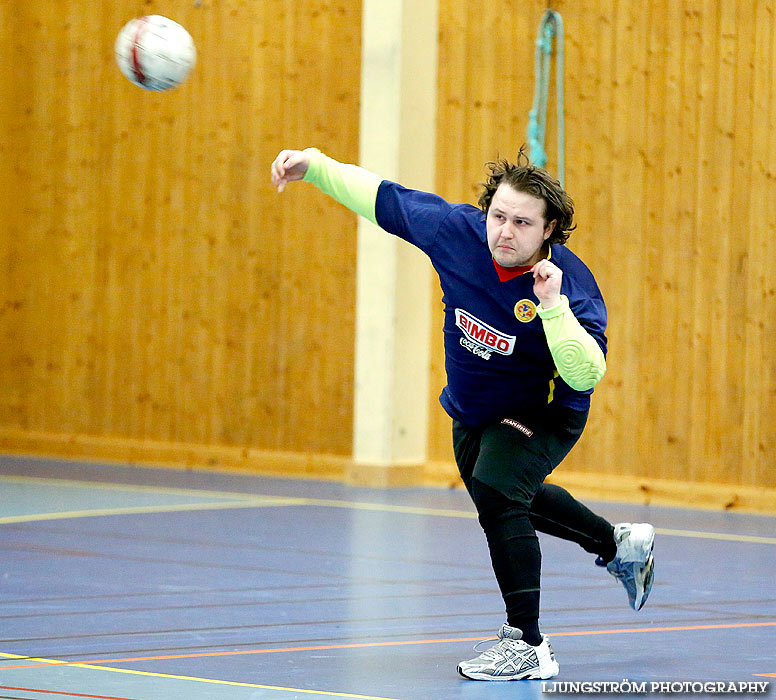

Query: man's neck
left=492, top=245, right=550, bottom=282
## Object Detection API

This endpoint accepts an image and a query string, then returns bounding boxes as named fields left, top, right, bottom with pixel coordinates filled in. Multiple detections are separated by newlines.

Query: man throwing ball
left=271, top=147, right=655, bottom=681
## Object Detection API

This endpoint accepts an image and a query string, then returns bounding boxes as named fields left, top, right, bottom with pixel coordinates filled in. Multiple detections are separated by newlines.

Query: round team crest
left=514, top=299, right=537, bottom=323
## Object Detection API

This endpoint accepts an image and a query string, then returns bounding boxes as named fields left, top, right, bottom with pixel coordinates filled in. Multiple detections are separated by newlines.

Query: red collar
left=493, top=260, right=533, bottom=282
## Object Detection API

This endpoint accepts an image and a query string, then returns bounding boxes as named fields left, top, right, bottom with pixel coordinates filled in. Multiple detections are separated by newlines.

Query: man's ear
left=544, top=219, right=557, bottom=241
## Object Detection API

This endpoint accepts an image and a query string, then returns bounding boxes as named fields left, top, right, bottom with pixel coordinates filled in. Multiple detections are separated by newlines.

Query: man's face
left=486, top=183, right=556, bottom=267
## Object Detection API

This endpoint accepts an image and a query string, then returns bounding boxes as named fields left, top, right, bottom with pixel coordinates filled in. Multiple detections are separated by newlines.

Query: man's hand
left=271, top=150, right=311, bottom=192
left=532, top=259, right=563, bottom=309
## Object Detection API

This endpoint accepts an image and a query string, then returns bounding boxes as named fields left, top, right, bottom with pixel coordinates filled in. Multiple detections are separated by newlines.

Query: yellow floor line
left=0, top=475, right=266, bottom=501
left=2, top=475, right=775, bottom=545
left=0, top=652, right=407, bottom=700
left=651, top=527, right=776, bottom=545
left=0, top=498, right=306, bottom=524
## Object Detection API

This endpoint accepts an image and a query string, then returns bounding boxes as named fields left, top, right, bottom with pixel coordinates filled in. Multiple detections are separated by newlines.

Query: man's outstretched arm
left=271, top=148, right=382, bottom=225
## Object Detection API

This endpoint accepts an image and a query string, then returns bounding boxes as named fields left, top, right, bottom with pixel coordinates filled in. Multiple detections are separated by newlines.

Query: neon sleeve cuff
left=537, top=295, right=606, bottom=391
left=302, top=148, right=381, bottom=225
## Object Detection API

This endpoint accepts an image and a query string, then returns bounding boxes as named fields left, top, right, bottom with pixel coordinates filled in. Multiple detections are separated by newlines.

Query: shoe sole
left=457, top=664, right=559, bottom=681
left=632, top=521, right=655, bottom=610
left=634, top=551, right=655, bottom=611
left=457, top=659, right=559, bottom=681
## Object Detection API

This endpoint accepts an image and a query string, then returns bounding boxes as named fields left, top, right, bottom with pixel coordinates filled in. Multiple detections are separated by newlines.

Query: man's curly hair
left=478, top=146, right=575, bottom=245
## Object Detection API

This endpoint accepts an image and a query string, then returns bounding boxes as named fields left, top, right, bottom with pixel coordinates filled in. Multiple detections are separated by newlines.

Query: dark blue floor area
left=0, top=455, right=774, bottom=700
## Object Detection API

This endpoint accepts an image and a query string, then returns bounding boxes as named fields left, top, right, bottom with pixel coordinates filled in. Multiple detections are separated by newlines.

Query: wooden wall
left=432, top=0, right=776, bottom=501
left=1, top=1, right=774, bottom=506
left=0, top=1, right=361, bottom=465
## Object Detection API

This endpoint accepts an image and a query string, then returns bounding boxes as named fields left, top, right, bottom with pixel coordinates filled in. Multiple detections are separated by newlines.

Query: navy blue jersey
left=374, top=181, right=608, bottom=427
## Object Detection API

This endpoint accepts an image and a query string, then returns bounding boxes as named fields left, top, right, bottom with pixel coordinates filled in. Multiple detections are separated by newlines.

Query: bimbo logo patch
left=455, top=309, right=516, bottom=358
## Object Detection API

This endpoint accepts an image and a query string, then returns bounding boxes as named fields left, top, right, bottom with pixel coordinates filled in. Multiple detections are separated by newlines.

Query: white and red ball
left=115, top=15, right=196, bottom=91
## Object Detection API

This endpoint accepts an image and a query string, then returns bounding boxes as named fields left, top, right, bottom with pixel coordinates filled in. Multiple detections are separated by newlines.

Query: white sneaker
left=605, top=522, right=655, bottom=610
left=457, top=624, right=559, bottom=681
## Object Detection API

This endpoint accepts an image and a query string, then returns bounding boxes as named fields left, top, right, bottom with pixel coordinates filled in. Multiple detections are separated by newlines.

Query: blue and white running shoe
left=600, top=522, right=655, bottom=611
left=457, top=625, right=559, bottom=681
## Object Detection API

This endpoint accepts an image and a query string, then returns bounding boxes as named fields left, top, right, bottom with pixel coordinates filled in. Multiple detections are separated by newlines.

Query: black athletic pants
left=453, top=404, right=616, bottom=646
